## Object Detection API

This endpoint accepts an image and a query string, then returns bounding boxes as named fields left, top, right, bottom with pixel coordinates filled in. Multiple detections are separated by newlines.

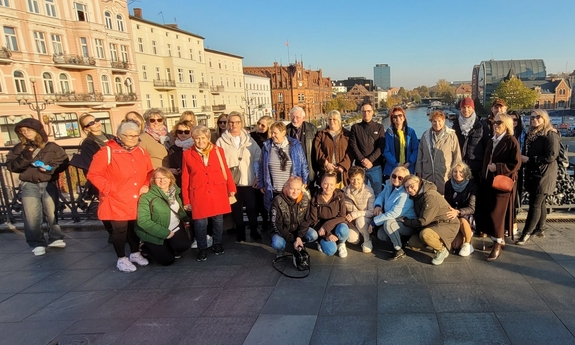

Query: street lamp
left=16, top=77, right=55, bottom=122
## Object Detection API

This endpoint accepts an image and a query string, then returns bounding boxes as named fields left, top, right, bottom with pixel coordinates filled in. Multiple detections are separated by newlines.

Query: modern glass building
left=374, top=64, right=391, bottom=90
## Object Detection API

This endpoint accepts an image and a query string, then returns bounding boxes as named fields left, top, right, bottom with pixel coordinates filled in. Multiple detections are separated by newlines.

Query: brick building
left=347, top=84, right=373, bottom=107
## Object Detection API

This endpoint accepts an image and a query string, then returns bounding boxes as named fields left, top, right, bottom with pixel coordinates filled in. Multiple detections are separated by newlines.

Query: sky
left=128, top=0, right=575, bottom=89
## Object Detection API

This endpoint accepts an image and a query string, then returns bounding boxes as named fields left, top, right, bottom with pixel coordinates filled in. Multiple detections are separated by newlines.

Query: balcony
left=115, top=93, right=138, bottom=104
left=153, top=79, right=176, bottom=90
left=0, top=47, right=12, bottom=64
left=210, top=85, right=225, bottom=94
left=159, top=107, right=179, bottom=114
left=201, top=105, right=211, bottom=112
left=199, top=82, right=209, bottom=89
left=212, top=104, right=226, bottom=111
left=54, top=92, right=105, bottom=106
left=110, top=60, right=129, bottom=73
left=53, top=54, right=96, bottom=70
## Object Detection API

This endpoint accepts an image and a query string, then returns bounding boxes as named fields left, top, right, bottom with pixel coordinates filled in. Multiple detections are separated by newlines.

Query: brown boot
left=487, top=242, right=503, bottom=261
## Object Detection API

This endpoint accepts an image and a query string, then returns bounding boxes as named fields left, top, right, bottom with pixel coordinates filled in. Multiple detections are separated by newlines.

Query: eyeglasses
left=391, top=174, right=404, bottom=181
left=149, top=118, right=163, bottom=123
left=257, top=123, right=266, bottom=127
left=404, top=183, right=418, bottom=191
left=218, top=121, right=227, bottom=124
left=494, top=120, right=504, bottom=125
left=228, top=121, right=241, bottom=124
left=391, top=114, right=403, bottom=120
left=121, top=134, right=139, bottom=140
left=530, top=115, right=542, bottom=120
left=512, top=118, right=519, bottom=122
left=154, top=176, right=169, bottom=181
left=361, top=110, right=373, bottom=113
left=83, top=118, right=101, bottom=129
left=176, top=130, right=191, bottom=135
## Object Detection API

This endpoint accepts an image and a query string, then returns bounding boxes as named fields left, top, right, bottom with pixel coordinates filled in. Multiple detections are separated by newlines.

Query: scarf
left=450, top=178, right=469, bottom=193
left=175, top=137, right=194, bottom=150
left=90, top=133, right=110, bottom=148
left=162, top=185, right=177, bottom=205
left=397, top=128, right=406, bottom=164
left=113, top=136, right=138, bottom=151
left=273, top=138, right=290, bottom=171
left=524, top=128, right=544, bottom=155
left=458, top=112, right=477, bottom=136
left=195, top=142, right=213, bottom=165
left=145, top=125, right=168, bottom=145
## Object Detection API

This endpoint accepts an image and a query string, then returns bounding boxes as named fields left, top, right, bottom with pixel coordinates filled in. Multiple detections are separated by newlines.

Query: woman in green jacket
left=136, top=167, right=191, bottom=265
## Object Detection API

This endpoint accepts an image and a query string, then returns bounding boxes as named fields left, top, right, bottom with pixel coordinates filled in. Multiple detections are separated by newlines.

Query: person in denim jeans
left=6, top=118, right=68, bottom=256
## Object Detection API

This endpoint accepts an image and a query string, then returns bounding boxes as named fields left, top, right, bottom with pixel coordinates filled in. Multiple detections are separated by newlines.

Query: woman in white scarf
left=168, top=120, right=194, bottom=187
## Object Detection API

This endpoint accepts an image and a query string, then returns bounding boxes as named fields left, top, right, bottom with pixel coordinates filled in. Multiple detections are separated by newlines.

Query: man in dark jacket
left=483, top=98, right=508, bottom=137
left=286, top=106, right=318, bottom=187
left=349, top=102, right=385, bottom=195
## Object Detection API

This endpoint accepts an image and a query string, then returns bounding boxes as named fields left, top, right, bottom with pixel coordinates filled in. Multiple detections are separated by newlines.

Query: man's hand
left=361, top=158, right=373, bottom=169
left=294, top=237, right=303, bottom=249
left=373, top=206, right=382, bottom=216
left=318, top=227, right=326, bottom=237
left=487, top=163, right=496, bottom=172
left=326, top=234, right=338, bottom=242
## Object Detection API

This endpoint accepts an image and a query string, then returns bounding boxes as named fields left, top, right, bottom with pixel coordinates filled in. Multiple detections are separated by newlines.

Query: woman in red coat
left=182, top=125, right=237, bottom=262
left=88, top=121, right=154, bottom=272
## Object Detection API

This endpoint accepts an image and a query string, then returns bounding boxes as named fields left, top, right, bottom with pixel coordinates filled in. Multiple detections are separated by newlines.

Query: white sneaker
left=431, top=247, right=449, bottom=265
left=129, top=252, right=149, bottom=266
left=32, top=246, right=46, bottom=256
left=317, top=242, right=323, bottom=254
left=117, top=257, right=137, bottom=272
left=48, top=240, right=66, bottom=248
left=338, top=243, right=348, bottom=258
left=207, top=235, right=213, bottom=248
left=191, top=239, right=198, bottom=249
left=362, top=240, right=373, bottom=253
left=458, top=243, right=474, bottom=257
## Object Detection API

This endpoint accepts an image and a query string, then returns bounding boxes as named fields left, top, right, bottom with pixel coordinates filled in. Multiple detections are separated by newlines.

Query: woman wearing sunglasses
left=138, top=108, right=170, bottom=169
left=383, top=107, right=419, bottom=179
left=211, top=114, right=228, bottom=143
left=168, top=120, right=194, bottom=187
left=516, top=109, right=559, bottom=245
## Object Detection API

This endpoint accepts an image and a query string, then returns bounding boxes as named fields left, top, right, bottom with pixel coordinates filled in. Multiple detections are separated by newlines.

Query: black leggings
left=110, top=220, right=140, bottom=257
left=142, top=228, right=191, bottom=266
left=231, top=186, right=259, bottom=233
left=522, top=192, right=547, bottom=235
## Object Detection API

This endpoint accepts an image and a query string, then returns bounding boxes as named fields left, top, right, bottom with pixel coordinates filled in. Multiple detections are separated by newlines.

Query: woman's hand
left=373, top=206, right=382, bottom=216
left=446, top=207, right=459, bottom=220
left=521, top=155, right=529, bottom=163
left=229, top=192, right=236, bottom=197
left=318, top=227, right=326, bottom=237
left=139, top=186, right=149, bottom=195
left=166, top=231, right=175, bottom=239
left=184, top=204, right=192, bottom=211
left=326, top=234, right=338, bottom=242
left=398, top=217, right=405, bottom=223
left=487, top=163, right=496, bottom=172
left=345, top=214, right=354, bottom=222
left=294, top=237, right=303, bottom=249
left=325, top=162, right=335, bottom=172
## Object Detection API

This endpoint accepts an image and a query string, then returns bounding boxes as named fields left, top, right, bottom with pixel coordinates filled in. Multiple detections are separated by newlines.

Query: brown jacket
left=313, top=128, right=351, bottom=185
left=140, top=133, right=169, bottom=169
left=303, top=189, right=347, bottom=237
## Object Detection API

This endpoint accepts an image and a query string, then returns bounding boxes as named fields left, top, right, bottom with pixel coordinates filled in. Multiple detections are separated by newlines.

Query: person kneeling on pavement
left=302, top=172, right=349, bottom=257
left=270, top=176, right=317, bottom=257
left=136, top=168, right=191, bottom=265
left=399, top=175, right=460, bottom=265
left=371, top=166, right=416, bottom=261
left=343, top=166, right=375, bottom=253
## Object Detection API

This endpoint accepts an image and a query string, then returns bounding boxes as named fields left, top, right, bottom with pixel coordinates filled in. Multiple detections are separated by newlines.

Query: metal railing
left=110, top=60, right=129, bottom=69
left=159, top=107, right=179, bottom=114
left=0, top=47, right=12, bottom=59
left=212, top=104, right=226, bottom=111
left=114, top=93, right=138, bottom=102
left=55, top=92, right=104, bottom=102
left=53, top=54, right=96, bottom=66
left=153, top=79, right=176, bottom=88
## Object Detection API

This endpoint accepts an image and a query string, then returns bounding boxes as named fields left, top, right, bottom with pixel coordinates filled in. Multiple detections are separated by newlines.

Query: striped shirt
left=269, top=141, right=292, bottom=192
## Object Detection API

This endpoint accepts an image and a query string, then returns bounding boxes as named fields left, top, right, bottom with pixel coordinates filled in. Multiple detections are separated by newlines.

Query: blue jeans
left=377, top=218, right=415, bottom=250
left=194, top=215, right=223, bottom=250
left=318, top=223, right=350, bottom=256
left=20, top=181, right=64, bottom=248
left=365, top=165, right=383, bottom=195
left=271, top=228, right=318, bottom=251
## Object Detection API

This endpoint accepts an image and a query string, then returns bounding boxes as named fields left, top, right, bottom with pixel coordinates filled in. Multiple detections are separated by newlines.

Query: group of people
left=5, top=96, right=560, bottom=270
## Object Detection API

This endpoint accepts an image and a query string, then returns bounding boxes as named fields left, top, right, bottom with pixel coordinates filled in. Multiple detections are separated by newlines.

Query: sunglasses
left=391, top=114, right=403, bottom=120
left=494, top=120, right=504, bottom=125
left=149, top=118, right=163, bottom=123
left=391, top=174, right=404, bottom=181
left=218, top=121, right=227, bottom=124
left=257, top=123, right=266, bottom=127
left=530, top=115, right=542, bottom=120
left=176, top=130, right=191, bottom=135
left=83, top=118, right=101, bottom=129
left=512, top=118, right=519, bottom=122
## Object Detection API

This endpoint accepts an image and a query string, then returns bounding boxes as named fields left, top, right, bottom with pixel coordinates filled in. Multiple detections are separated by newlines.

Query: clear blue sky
left=129, top=0, right=575, bottom=89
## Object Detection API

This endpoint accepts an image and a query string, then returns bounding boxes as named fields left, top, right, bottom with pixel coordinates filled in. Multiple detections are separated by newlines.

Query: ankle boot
left=487, top=242, right=503, bottom=261
left=516, top=233, right=531, bottom=245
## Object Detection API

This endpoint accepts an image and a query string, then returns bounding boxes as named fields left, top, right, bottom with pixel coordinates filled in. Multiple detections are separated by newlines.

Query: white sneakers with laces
left=129, top=252, right=149, bottom=266
left=117, top=257, right=137, bottom=272
left=32, top=246, right=46, bottom=256
left=458, top=243, right=474, bottom=257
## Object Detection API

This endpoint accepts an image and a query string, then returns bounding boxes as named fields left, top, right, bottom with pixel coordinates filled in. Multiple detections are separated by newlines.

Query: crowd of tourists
left=5, top=97, right=561, bottom=271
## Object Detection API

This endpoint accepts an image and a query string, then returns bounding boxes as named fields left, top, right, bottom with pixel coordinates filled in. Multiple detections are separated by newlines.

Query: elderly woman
left=416, top=110, right=462, bottom=195
left=383, top=106, right=419, bottom=177
left=136, top=168, right=191, bottom=265
left=168, top=111, right=196, bottom=146
left=343, top=166, right=375, bottom=253
left=314, top=110, right=351, bottom=188
left=168, top=120, right=194, bottom=187
left=140, top=109, right=170, bottom=168
left=181, top=125, right=237, bottom=262
left=211, top=114, right=228, bottom=143
left=216, top=111, right=262, bottom=242
left=88, top=121, right=154, bottom=272
left=444, top=162, right=477, bottom=256
left=509, top=110, right=526, bottom=235
left=251, top=115, right=273, bottom=149
left=372, top=166, right=415, bottom=260
left=270, top=176, right=317, bottom=257
left=400, top=175, right=459, bottom=265
left=475, top=112, right=521, bottom=261
left=516, top=109, right=559, bottom=245
left=302, top=172, right=349, bottom=257
left=6, top=118, right=68, bottom=256
left=258, top=121, right=309, bottom=212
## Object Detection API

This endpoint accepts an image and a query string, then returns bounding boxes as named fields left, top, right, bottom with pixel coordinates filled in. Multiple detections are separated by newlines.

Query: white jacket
left=216, top=129, right=261, bottom=187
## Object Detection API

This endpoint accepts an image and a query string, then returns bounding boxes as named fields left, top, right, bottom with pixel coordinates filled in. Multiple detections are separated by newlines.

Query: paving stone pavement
left=0, top=222, right=574, bottom=345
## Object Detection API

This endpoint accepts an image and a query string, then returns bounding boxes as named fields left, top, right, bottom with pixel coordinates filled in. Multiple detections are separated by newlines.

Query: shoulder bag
left=214, top=147, right=237, bottom=204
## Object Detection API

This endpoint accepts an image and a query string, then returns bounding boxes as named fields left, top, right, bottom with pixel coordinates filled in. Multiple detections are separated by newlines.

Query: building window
left=198, top=51, right=202, bottom=62
left=138, top=38, right=143, bottom=52
left=145, top=94, right=151, bottom=109
left=45, top=0, right=56, bottom=17
left=166, top=68, right=172, bottom=80
left=3, top=27, right=18, bottom=51
left=59, top=73, right=70, bottom=93
left=0, top=0, right=10, bottom=7
left=558, top=100, right=566, bottom=108
left=116, top=14, right=124, bottom=32
left=101, top=75, right=110, bottom=94
left=109, top=43, right=117, bottom=61
left=114, top=77, right=122, bottom=94
left=80, top=37, right=89, bottom=57
left=178, top=69, right=184, bottom=82
left=74, top=2, right=87, bottom=22
left=14, top=71, right=27, bottom=93
left=86, top=74, right=94, bottom=93
left=51, top=34, right=62, bottom=55
left=167, top=44, right=171, bottom=56
left=120, top=45, right=128, bottom=62
left=51, top=113, right=80, bottom=139
left=209, top=58, right=212, bottom=68
left=189, top=49, right=193, bottom=59
left=94, top=38, right=104, bottom=59
left=152, top=41, right=157, bottom=55
left=104, top=11, right=113, bottom=29
left=177, top=46, right=181, bottom=58
left=141, top=65, right=147, bottom=80
left=34, top=31, right=47, bottom=54
left=181, top=95, right=187, bottom=108
left=27, top=0, right=39, bottom=13
left=188, top=70, right=194, bottom=83
left=191, top=95, right=197, bottom=108
left=201, top=72, right=204, bottom=82
left=278, top=93, right=283, bottom=103
left=159, top=94, right=164, bottom=108
left=42, top=72, right=54, bottom=94
left=125, top=78, right=133, bottom=93
left=155, top=67, right=160, bottom=80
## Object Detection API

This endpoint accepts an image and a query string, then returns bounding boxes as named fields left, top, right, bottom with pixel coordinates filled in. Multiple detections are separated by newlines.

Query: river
left=381, top=107, right=431, bottom=138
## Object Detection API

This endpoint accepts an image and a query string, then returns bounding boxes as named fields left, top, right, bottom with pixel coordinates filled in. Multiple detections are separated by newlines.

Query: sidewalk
left=0, top=221, right=574, bottom=345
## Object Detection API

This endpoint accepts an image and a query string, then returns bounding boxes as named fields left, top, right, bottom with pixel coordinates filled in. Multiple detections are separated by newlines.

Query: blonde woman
left=313, top=110, right=351, bottom=188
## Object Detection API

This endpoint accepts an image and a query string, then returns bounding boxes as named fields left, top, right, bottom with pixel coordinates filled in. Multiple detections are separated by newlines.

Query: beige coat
left=415, top=127, right=461, bottom=195
left=140, top=133, right=170, bottom=169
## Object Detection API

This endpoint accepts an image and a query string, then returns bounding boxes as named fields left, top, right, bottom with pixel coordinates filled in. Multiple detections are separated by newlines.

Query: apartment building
left=0, top=0, right=140, bottom=147
left=244, top=73, right=272, bottom=127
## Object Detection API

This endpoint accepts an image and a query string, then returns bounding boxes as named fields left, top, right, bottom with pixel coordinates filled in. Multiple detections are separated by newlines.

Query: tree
left=386, top=95, right=402, bottom=108
left=436, top=79, right=456, bottom=104
left=414, top=85, right=430, bottom=98
left=491, top=76, right=539, bottom=110
left=398, top=87, right=408, bottom=100
left=325, top=95, right=356, bottom=113
left=379, top=99, right=388, bottom=110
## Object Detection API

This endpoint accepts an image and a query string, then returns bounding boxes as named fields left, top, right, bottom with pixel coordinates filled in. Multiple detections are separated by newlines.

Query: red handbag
left=492, top=175, right=514, bottom=192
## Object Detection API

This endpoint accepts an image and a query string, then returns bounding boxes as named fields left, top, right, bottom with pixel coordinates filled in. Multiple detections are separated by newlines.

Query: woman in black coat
left=475, top=113, right=521, bottom=261
left=516, top=109, right=559, bottom=245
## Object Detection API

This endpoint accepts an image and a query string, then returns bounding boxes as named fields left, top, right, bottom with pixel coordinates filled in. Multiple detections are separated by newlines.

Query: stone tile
left=0, top=231, right=26, bottom=241
left=201, top=287, right=273, bottom=317
left=27, top=291, right=116, bottom=321
left=23, top=269, right=103, bottom=293
left=0, top=240, right=31, bottom=254
left=64, top=318, right=137, bottom=334
left=499, top=244, right=553, bottom=262
left=124, top=268, right=186, bottom=290
left=275, top=265, right=332, bottom=288
left=109, top=317, right=194, bottom=345
left=261, top=286, right=325, bottom=315
left=310, top=315, right=377, bottom=345
left=514, top=259, right=575, bottom=284
left=195, top=245, right=271, bottom=267
left=178, top=316, right=257, bottom=345
left=0, top=252, right=38, bottom=271
left=320, top=285, right=377, bottom=315
left=0, top=320, right=74, bottom=345
left=145, top=288, right=221, bottom=318
left=29, top=251, right=94, bottom=270
left=423, top=263, right=476, bottom=284
left=378, top=264, right=426, bottom=285
left=243, top=314, right=317, bottom=345
left=67, top=251, right=118, bottom=270
left=378, top=285, right=434, bottom=314
left=480, top=282, right=550, bottom=312
left=74, top=268, right=144, bottom=291
left=429, top=284, right=492, bottom=313
left=531, top=282, right=575, bottom=311
left=557, top=260, right=575, bottom=278
left=178, top=265, right=241, bottom=288
left=49, top=333, right=105, bottom=344
left=437, top=313, right=510, bottom=345
left=466, top=258, right=528, bottom=284
left=378, top=313, right=441, bottom=345
left=331, top=247, right=380, bottom=266
left=555, top=310, right=575, bottom=335
left=0, top=269, right=58, bottom=293
left=328, top=264, right=378, bottom=286
left=63, top=238, right=111, bottom=253
left=225, top=265, right=282, bottom=287
left=497, top=311, right=575, bottom=345
left=62, top=230, right=102, bottom=239
left=0, top=293, right=14, bottom=303
left=84, top=289, right=168, bottom=319
left=0, top=292, right=63, bottom=322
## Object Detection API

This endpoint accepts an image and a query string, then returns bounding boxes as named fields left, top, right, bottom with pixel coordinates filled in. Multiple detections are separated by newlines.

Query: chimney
left=133, top=8, right=142, bottom=18
left=165, top=24, right=178, bottom=29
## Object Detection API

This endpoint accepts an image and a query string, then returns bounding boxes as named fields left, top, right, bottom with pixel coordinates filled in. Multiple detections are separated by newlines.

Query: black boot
left=516, top=233, right=531, bottom=245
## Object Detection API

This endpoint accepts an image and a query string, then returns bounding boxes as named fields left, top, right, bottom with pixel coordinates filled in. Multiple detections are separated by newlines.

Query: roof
left=481, top=59, right=546, bottom=82
left=522, top=79, right=562, bottom=93
left=204, top=48, right=243, bottom=59
left=129, top=15, right=204, bottom=39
